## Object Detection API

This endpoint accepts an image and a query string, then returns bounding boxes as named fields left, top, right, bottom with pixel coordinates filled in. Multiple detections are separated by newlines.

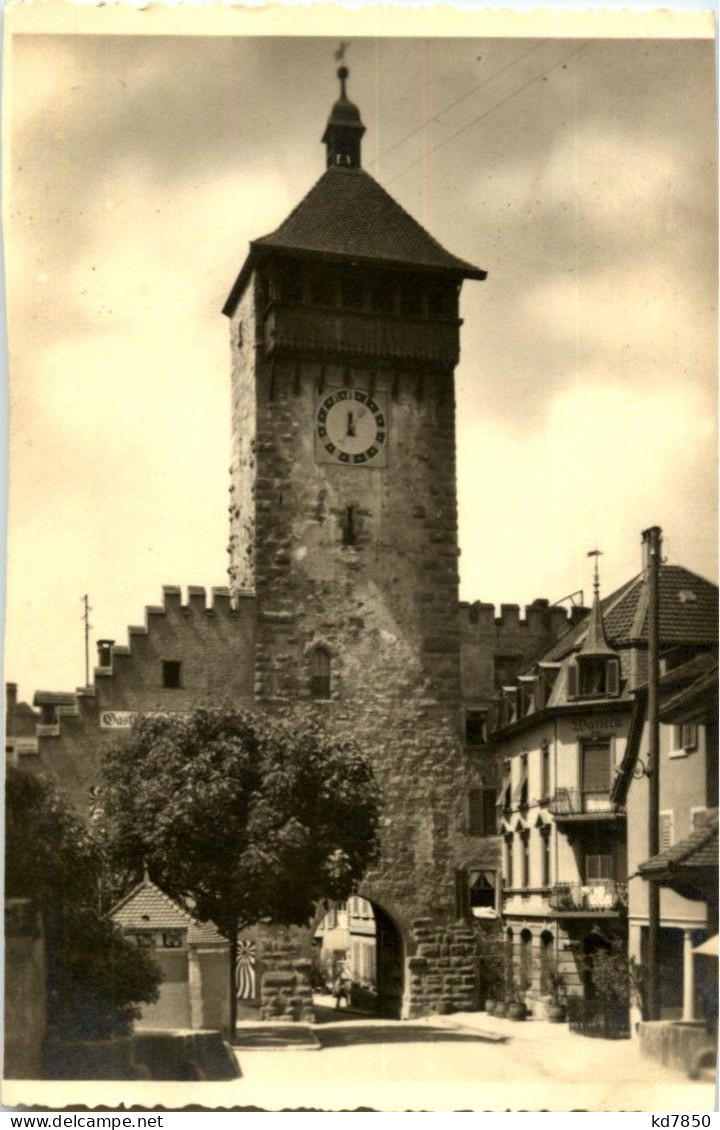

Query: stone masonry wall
left=407, top=917, right=479, bottom=1017
left=26, top=586, right=255, bottom=812
left=227, top=273, right=475, bottom=928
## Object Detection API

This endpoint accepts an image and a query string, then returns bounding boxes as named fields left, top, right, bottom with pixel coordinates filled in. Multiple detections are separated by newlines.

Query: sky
left=4, top=32, right=717, bottom=701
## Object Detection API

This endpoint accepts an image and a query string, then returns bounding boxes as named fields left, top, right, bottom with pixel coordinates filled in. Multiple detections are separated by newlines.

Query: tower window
left=309, top=270, right=334, bottom=306
left=162, top=660, right=182, bottom=689
left=342, top=506, right=357, bottom=547
left=493, top=655, right=521, bottom=690
left=400, top=289, right=423, bottom=317
left=371, top=280, right=395, bottom=314
left=340, top=273, right=364, bottom=309
left=465, top=709, right=487, bottom=746
left=468, top=787, right=497, bottom=836
left=278, top=271, right=302, bottom=303
left=310, top=647, right=331, bottom=700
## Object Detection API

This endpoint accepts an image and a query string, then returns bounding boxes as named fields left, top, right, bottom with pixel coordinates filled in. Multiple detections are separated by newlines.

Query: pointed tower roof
left=223, top=65, right=485, bottom=317
left=578, top=551, right=619, bottom=659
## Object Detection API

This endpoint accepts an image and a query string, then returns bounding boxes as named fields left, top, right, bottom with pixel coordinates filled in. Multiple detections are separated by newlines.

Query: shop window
left=162, top=660, right=182, bottom=689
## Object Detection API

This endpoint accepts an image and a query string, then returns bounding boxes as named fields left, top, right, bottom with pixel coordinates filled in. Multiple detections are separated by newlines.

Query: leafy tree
left=6, top=767, right=161, bottom=1039
left=95, top=706, right=380, bottom=1036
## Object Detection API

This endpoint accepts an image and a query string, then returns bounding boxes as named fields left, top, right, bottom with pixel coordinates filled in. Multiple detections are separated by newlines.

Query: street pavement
left=219, top=1009, right=715, bottom=1112
left=2, top=1009, right=714, bottom=1111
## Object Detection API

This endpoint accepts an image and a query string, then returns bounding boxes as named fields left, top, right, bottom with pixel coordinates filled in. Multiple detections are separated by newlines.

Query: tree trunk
left=228, top=931, right=238, bottom=1042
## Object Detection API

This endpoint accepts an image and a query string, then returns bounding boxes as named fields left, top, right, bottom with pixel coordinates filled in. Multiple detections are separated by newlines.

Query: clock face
left=315, top=388, right=388, bottom=467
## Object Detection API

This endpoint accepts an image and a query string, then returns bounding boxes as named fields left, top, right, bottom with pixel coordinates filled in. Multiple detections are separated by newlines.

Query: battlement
left=458, top=598, right=587, bottom=637
left=23, top=585, right=257, bottom=810
left=159, top=585, right=239, bottom=617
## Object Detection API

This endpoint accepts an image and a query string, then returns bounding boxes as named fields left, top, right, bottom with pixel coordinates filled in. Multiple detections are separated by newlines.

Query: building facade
left=614, top=652, right=718, bottom=1027
left=489, top=545, right=718, bottom=1018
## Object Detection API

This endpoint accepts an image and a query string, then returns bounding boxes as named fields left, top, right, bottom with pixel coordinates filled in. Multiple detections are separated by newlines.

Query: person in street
left=333, top=966, right=350, bottom=1010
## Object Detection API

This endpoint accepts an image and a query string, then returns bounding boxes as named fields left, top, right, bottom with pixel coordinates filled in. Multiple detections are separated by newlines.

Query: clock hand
left=346, top=411, right=356, bottom=437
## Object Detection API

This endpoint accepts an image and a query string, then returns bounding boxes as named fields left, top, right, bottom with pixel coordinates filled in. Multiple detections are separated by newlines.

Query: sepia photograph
left=2, top=8, right=717, bottom=1112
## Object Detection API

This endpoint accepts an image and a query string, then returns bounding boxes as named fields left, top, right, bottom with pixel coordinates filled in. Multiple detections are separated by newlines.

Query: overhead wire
left=368, top=39, right=549, bottom=169
left=382, top=41, right=590, bottom=189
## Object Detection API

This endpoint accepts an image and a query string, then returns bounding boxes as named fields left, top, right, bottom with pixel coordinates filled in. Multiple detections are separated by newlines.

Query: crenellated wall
left=459, top=598, right=585, bottom=706
left=22, top=586, right=255, bottom=813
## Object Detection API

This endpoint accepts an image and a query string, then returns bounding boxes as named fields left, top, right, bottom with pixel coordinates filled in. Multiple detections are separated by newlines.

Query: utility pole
left=643, top=525, right=662, bottom=1020
left=81, top=594, right=92, bottom=687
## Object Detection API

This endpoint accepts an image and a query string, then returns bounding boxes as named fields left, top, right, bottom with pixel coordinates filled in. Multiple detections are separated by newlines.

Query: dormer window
left=567, top=655, right=620, bottom=700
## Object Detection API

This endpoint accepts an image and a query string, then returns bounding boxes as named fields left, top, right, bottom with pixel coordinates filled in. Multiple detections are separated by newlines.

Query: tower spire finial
left=587, top=548, right=603, bottom=600
left=322, top=45, right=365, bottom=170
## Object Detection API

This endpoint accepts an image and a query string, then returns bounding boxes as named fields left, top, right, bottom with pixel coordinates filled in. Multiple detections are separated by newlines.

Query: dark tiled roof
left=542, top=565, right=718, bottom=661
left=639, top=811, right=719, bottom=875
left=254, top=166, right=485, bottom=274
left=110, top=877, right=227, bottom=946
left=224, top=166, right=485, bottom=314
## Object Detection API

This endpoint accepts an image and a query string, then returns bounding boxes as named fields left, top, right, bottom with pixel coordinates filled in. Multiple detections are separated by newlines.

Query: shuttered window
left=659, top=811, right=673, bottom=851
left=581, top=742, right=611, bottom=794
left=468, top=788, right=497, bottom=836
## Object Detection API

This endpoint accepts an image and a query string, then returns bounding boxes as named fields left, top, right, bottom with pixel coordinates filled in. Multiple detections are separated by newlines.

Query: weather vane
left=587, top=548, right=603, bottom=598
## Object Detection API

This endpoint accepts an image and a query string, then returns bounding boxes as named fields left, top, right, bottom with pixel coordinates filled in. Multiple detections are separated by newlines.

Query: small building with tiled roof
left=110, top=873, right=229, bottom=1032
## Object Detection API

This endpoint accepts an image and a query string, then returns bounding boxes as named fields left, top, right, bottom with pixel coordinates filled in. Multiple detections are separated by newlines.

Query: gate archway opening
left=312, top=896, right=405, bottom=1019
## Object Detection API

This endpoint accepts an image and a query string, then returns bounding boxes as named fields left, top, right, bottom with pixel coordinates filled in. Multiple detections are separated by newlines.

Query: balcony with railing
left=548, top=787, right=624, bottom=823
left=263, top=302, right=461, bottom=367
left=548, top=880, right=628, bottom=915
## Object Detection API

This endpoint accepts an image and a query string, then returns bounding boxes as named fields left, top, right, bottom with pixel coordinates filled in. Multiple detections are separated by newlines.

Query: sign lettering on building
left=100, top=710, right=186, bottom=729
left=572, top=715, right=622, bottom=734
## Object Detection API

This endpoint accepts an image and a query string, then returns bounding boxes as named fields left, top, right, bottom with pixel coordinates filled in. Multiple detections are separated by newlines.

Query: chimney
left=5, top=682, right=17, bottom=723
left=641, top=525, right=662, bottom=572
left=96, top=639, right=115, bottom=668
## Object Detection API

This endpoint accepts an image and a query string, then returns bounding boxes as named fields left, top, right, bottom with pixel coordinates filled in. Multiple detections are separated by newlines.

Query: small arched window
left=310, top=647, right=331, bottom=700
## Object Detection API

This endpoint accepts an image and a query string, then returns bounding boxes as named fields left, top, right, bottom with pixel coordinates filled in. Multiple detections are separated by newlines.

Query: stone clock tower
left=223, top=67, right=487, bottom=1017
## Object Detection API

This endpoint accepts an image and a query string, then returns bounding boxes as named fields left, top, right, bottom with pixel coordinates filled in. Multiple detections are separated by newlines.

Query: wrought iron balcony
left=548, top=880, right=628, bottom=914
left=548, top=788, right=623, bottom=822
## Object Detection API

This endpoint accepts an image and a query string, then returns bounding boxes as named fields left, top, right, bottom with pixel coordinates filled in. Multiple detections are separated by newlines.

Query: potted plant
left=505, top=968, right=528, bottom=1021
left=476, top=926, right=507, bottom=1016
left=546, top=968, right=567, bottom=1023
